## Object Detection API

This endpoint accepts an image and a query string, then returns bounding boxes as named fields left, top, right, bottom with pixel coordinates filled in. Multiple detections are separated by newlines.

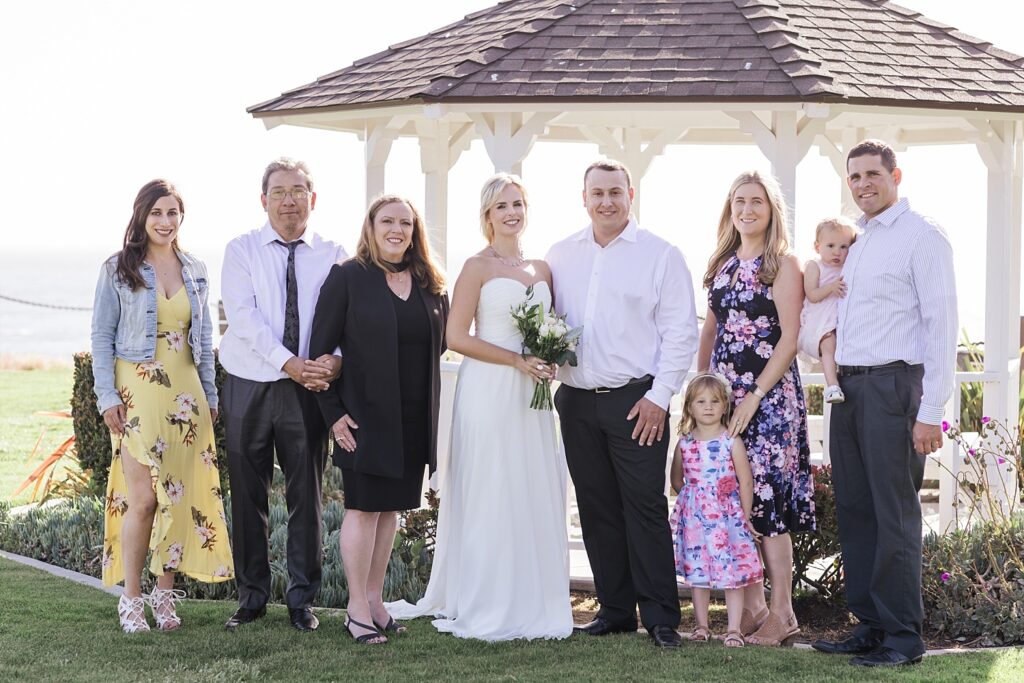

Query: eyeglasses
left=266, top=188, right=310, bottom=201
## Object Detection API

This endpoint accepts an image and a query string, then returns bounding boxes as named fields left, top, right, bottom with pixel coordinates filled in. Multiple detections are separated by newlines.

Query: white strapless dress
left=386, top=278, right=573, bottom=640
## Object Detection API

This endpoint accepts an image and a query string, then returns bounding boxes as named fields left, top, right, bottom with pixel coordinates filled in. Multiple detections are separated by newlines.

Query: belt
left=837, top=360, right=910, bottom=377
left=592, top=375, right=653, bottom=394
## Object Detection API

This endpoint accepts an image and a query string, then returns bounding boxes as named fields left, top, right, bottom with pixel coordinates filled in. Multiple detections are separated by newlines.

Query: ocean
left=0, top=246, right=225, bottom=360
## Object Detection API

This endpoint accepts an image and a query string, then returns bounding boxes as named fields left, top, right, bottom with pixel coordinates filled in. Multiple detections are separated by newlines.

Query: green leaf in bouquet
left=525, top=283, right=534, bottom=298
left=564, top=326, right=583, bottom=342
left=565, top=351, right=578, bottom=367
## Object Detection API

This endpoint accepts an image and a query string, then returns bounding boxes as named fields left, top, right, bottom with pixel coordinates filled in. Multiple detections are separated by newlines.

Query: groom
left=548, top=160, right=698, bottom=648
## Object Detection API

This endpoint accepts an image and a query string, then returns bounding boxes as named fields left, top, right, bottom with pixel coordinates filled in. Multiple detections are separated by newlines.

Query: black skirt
left=341, top=288, right=430, bottom=512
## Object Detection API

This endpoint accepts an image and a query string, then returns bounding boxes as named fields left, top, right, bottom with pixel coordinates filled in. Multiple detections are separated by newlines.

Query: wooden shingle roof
left=248, top=0, right=1024, bottom=114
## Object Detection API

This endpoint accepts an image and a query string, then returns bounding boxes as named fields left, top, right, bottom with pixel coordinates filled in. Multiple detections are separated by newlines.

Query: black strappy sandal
left=373, top=616, right=408, bottom=634
left=345, top=617, right=387, bottom=644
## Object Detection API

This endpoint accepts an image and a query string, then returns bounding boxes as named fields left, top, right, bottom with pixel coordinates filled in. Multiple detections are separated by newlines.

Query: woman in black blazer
left=309, top=195, right=448, bottom=645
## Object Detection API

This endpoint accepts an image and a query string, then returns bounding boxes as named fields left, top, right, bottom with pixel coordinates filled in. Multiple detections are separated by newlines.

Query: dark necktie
left=274, top=240, right=300, bottom=356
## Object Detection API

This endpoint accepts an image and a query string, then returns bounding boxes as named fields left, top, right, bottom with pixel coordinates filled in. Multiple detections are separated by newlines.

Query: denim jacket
left=90, top=250, right=217, bottom=414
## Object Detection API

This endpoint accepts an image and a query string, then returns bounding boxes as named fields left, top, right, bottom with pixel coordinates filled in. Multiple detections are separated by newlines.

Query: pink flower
left=998, top=458, right=1007, bottom=464
left=940, top=571, right=950, bottom=583
left=969, top=448, right=977, bottom=457
left=717, top=476, right=738, bottom=500
left=981, top=416, right=991, bottom=424
left=941, top=421, right=950, bottom=432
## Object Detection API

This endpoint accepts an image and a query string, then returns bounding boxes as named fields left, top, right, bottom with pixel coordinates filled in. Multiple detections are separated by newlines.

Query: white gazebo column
left=363, top=117, right=400, bottom=204
left=818, top=127, right=866, bottom=218
left=469, top=112, right=556, bottom=176
left=579, top=124, right=686, bottom=221
left=416, top=117, right=473, bottom=268
left=974, top=118, right=1023, bottom=514
left=732, top=108, right=828, bottom=241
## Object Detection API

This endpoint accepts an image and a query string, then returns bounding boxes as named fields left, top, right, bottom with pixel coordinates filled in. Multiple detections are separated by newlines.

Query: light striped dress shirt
left=836, top=198, right=958, bottom=425
left=546, top=218, right=699, bottom=410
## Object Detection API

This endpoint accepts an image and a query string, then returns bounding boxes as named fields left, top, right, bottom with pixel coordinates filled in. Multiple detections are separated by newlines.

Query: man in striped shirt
left=812, top=140, right=957, bottom=667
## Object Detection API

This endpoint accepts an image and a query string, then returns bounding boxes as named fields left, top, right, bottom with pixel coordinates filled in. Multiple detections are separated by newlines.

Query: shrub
left=792, top=464, right=843, bottom=600
left=0, top=465, right=439, bottom=607
left=71, top=351, right=230, bottom=497
left=922, top=515, right=1024, bottom=645
left=803, top=384, right=823, bottom=416
left=921, top=417, right=1023, bottom=645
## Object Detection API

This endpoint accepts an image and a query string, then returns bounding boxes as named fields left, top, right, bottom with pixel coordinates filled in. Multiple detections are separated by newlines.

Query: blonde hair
left=355, top=195, right=446, bottom=294
left=677, top=373, right=733, bottom=435
left=703, top=170, right=791, bottom=288
left=814, top=216, right=859, bottom=245
left=479, top=173, right=528, bottom=243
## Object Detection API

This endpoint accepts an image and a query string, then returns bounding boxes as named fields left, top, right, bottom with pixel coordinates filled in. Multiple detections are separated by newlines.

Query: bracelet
left=752, top=385, right=765, bottom=398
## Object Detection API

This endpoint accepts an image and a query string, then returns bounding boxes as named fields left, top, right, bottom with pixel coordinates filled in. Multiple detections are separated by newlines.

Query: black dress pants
left=829, top=363, right=926, bottom=659
left=223, top=374, right=328, bottom=610
left=555, top=380, right=680, bottom=630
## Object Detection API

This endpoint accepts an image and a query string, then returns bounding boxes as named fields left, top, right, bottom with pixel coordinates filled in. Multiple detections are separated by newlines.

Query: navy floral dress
left=708, top=254, right=816, bottom=537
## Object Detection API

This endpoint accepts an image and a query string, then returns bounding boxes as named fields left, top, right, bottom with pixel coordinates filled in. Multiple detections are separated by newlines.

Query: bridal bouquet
left=510, top=285, right=582, bottom=410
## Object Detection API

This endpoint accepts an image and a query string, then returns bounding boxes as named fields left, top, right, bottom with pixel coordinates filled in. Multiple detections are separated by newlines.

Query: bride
left=386, top=173, right=573, bottom=640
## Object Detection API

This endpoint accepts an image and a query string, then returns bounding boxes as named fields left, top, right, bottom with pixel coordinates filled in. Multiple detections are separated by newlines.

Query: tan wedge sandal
left=746, top=612, right=800, bottom=647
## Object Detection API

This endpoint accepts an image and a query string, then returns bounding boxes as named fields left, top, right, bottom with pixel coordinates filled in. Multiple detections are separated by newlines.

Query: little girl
left=669, top=373, right=763, bottom=647
left=798, top=217, right=858, bottom=403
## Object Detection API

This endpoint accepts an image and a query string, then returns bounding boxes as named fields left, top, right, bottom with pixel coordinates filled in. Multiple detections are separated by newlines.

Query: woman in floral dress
left=91, top=180, right=233, bottom=633
left=697, top=170, right=815, bottom=647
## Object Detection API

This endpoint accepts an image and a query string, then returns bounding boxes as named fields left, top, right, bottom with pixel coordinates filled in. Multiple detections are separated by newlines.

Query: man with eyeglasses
left=219, top=157, right=347, bottom=632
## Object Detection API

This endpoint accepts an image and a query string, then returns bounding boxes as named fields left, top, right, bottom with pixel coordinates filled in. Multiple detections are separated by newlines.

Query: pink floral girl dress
left=669, top=433, right=763, bottom=589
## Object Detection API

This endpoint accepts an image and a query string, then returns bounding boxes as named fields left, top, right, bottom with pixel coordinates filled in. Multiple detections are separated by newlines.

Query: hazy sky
left=1, top=0, right=1022, bottom=337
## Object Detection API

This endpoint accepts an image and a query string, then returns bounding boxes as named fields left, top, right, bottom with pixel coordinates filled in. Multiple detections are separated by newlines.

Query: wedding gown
left=386, top=277, right=573, bottom=640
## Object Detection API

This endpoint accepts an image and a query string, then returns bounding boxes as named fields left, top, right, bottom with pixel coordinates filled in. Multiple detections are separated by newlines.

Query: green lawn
left=0, top=368, right=76, bottom=505
left=0, top=558, right=1020, bottom=682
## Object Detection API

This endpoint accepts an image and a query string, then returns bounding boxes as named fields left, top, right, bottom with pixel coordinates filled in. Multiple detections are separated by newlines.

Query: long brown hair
left=115, top=180, right=184, bottom=291
left=702, top=170, right=790, bottom=289
left=355, top=195, right=446, bottom=294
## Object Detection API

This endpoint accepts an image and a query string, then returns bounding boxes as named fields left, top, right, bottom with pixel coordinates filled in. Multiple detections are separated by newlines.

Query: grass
left=0, top=368, right=76, bottom=505
left=1, top=558, right=1021, bottom=682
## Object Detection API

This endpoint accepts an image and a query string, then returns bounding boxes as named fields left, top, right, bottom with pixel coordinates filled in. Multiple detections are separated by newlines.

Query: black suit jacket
left=309, top=259, right=449, bottom=478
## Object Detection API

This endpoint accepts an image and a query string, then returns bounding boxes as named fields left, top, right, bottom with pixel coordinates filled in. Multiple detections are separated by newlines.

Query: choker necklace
left=488, top=245, right=525, bottom=268
left=382, top=259, right=410, bottom=274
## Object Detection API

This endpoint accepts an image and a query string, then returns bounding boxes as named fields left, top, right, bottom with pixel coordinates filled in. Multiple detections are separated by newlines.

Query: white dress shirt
left=219, top=222, right=348, bottom=382
left=546, top=218, right=699, bottom=410
left=836, top=198, right=958, bottom=425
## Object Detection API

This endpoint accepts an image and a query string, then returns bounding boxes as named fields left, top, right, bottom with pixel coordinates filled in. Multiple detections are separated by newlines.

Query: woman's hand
left=744, top=516, right=763, bottom=543
left=331, top=414, right=359, bottom=452
left=514, top=354, right=555, bottom=382
left=210, top=408, right=219, bottom=424
left=728, top=391, right=760, bottom=437
left=103, top=404, right=127, bottom=437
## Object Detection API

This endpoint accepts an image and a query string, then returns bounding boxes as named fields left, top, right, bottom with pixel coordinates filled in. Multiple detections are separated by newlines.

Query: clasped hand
left=284, top=354, right=342, bottom=392
left=515, top=354, right=555, bottom=382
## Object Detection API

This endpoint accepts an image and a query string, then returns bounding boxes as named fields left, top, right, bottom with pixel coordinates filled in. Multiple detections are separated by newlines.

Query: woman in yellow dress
left=91, top=180, right=233, bottom=633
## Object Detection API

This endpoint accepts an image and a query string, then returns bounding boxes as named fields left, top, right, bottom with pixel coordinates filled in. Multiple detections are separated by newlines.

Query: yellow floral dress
left=102, top=287, right=234, bottom=586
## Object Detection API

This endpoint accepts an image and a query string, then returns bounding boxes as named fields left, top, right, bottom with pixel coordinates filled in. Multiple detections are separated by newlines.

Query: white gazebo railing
left=434, top=363, right=1014, bottom=542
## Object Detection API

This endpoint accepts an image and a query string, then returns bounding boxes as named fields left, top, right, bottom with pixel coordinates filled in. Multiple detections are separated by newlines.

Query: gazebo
left=248, top=0, right=1023, bottom=528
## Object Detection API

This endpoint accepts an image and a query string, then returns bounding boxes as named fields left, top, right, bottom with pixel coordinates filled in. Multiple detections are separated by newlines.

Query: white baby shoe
left=823, top=385, right=845, bottom=404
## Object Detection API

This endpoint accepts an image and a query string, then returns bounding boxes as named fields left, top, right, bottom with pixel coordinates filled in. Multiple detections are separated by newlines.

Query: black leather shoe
left=225, top=605, right=266, bottom=630
left=649, top=625, right=683, bottom=648
left=573, top=617, right=637, bottom=636
left=289, top=607, right=320, bottom=632
left=850, top=647, right=923, bottom=667
left=812, top=632, right=883, bottom=655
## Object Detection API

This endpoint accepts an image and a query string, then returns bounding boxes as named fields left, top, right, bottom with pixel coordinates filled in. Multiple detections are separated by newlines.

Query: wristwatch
left=751, top=385, right=765, bottom=398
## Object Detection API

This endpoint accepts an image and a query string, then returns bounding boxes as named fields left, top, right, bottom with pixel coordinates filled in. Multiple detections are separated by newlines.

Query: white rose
left=539, top=324, right=551, bottom=337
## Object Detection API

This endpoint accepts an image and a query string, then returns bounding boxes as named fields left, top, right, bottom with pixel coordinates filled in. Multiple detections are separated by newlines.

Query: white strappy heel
left=148, top=588, right=186, bottom=631
left=118, top=594, right=151, bottom=633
